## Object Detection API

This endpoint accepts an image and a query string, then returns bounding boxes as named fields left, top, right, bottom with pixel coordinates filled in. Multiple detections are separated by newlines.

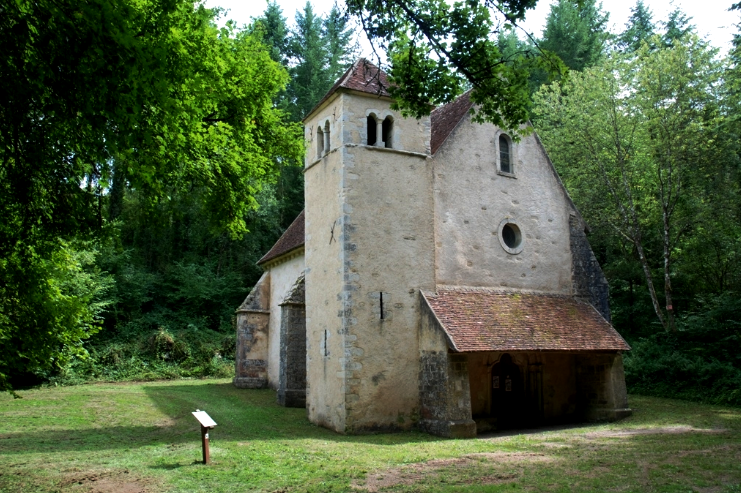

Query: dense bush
left=50, top=326, right=236, bottom=385
left=624, top=293, right=741, bottom=406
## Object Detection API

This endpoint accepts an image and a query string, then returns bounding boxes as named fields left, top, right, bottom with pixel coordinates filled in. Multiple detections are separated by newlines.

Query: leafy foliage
left=0, top=0, right=303, bottom=391
left=345, top=0, right=562, bottom=134
left=0, top=241, right=112, bottom=392
left=533, top=35, right=730, bottom=333
left=539, top=0, right=609, bottom=72
left=624, top=293, right=741, bottom=406
left=618, top=0, right=656, bottom=53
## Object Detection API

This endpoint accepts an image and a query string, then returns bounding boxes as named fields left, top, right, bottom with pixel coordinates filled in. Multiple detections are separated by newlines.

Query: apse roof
left=257, top=210, right=305, bottom=266
left=422, top=287, right=630, bottom=353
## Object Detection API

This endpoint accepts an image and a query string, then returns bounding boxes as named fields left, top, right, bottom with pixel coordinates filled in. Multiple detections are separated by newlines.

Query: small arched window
left=382, top=117, right=393, bottom=149
left=366, top=115, right=377, bottom=146
left=499, top=135, right=511, bottom=173
left=317, top=125, right=324, bottom=159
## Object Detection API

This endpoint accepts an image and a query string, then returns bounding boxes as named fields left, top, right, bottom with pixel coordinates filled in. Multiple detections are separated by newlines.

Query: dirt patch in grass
left=352, top=452, right=553, bottom=492
left=58, top=470, right=154, bottom=493
left=583, top=426, right=728, bottom=438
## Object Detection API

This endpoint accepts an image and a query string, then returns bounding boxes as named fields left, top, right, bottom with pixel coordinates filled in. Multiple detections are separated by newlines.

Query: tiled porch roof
left=421, top=287, right=630, bottom=352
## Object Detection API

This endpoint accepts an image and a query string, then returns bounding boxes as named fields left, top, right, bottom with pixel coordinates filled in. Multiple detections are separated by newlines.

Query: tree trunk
left=633, top=236, right=667, bottom=331
left=662, top=207, right=677, bottom=332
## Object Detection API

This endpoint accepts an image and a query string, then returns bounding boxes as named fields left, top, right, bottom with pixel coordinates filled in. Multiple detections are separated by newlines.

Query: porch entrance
left=485, top=353, right=544, bottom=429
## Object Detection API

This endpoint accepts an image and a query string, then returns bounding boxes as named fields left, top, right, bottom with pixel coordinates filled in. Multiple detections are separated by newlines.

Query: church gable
left=431, top=113, right=576, bottom=293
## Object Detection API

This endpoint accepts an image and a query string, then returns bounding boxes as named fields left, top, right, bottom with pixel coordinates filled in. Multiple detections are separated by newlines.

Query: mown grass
left=1, top=380, right=739, bottom=492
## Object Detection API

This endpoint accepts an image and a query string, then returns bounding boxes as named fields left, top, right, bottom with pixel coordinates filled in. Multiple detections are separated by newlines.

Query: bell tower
left=302, top=60, right=436, bottom=433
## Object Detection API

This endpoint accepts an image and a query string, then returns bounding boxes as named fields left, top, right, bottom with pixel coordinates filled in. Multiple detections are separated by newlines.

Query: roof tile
left=258, top=210, right=305, bottom=265
left=305, top=59, right=390, bottom=120
left=422, top=287, right=629, bottom=352
left=430, top=91, right=473, bottom=154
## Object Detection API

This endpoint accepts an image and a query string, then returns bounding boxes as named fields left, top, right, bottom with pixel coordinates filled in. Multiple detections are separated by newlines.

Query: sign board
left=192, top=410, right=217, bottom=428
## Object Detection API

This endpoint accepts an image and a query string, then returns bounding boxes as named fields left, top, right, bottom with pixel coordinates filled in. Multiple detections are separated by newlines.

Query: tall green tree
left=534, top=35, right=727, bottom=333
left=662, top=8, right=695, bottom=47
left=324, top=5, right=357, bottom=84
left=618, top=0, right=656, bottom=53
left=539, top=0, right=610, bottom=72
left=254, top=0, right=290, bottom=64
left=0, top=0, right=303, bottom=391
left=287, top=3, right=330, bottom=120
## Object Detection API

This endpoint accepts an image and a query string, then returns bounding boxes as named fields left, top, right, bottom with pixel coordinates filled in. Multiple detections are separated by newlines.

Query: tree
left=539, top=0, right=610, bottom=72
left=254, top=1, right=290, bottom=64
left=286, top=3, right=329, bottom=120
left=662, top=7, right=694, bottom=47
left=618, top=0, right=656, bottom=53
left=345, top=0, right=562, bottom=135
left=325, top=5, right=357, bottom=84
left=534, top=35, right=726, bottom=332
left=0, top=0, right=303, bottom=391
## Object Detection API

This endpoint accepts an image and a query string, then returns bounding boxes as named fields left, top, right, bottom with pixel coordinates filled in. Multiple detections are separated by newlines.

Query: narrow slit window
left=324, top=121, right=330, bottom=152
left=382, top=117, right=393, bottom=148
left=499, top=135, right=511, bottom=173
left=379, top=292, right=384, bottom=320
left=324, top=330, right=329, bottom=357
left=367, top=115, right=377, bottom=145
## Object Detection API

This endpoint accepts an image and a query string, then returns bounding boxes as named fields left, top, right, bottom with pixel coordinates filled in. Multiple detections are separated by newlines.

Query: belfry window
left=499, top=135, right=511, bottom=173
left=317, top=126, right=324, bottom=158
left=382, top=117, right=393, bottom=148
left=367, top=115, right=377, bottom=145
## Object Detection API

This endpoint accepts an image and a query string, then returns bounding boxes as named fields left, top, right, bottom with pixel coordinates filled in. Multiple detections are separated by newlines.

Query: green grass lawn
left=1, top=379, right=739, bottom=492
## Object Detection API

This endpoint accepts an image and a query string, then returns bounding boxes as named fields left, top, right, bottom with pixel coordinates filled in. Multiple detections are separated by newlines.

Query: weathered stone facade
left=234, top=60, right=631, bottom=437
left=233, top=272, right=270, bottom=389
left=278, top=274, right=306, bottom=408
left=569, top=214, right=611, bottom=322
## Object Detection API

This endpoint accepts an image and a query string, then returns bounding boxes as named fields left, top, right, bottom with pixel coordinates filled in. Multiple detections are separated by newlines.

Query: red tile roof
left=422, top=287, right=629, bottom=352
left=257, top=210, right=305, bottom=266
left=304, top=59, right=391, bottom=121
left=430, top=91, right=473, bottom=154
left=304, top=58, right=473, bottom=156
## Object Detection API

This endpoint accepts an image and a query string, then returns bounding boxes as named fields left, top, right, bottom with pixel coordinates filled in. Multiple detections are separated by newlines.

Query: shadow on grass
left=141, top=382, right=441, bottom=445
left=3, top=386, right=740, bottom=456
left=0, top=382, right=435, bottom=455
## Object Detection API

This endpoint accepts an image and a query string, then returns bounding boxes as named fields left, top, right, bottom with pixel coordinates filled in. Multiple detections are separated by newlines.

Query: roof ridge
left=303, top=58, right=391, bottom=122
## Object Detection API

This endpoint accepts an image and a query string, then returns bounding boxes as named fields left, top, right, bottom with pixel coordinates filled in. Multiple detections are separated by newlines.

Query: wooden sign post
left=192, top=410, right=217, bottom=464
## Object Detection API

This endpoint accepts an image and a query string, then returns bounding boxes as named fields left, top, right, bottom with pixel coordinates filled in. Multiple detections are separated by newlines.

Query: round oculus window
left=497, top=219, right=524, bottom=254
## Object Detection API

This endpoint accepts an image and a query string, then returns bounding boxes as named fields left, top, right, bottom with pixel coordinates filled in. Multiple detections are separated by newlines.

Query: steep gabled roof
left=422, top=287, right=630, bottom=353
left=257, top=210, right=305, bottom=266
left=304, top=59, right=391, bottom=121
left=430, top=91, right=474, bottom=155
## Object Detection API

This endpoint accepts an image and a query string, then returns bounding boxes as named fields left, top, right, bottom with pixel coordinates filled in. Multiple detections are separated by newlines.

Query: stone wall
left=418, top=296, right=476, bottom=438
left=304, top=93, right=348, bottom=433
left=305, top=91, right=436, bottom=434
left=576, top=353, right=631, bottom=421
left=266, top=253, right=305, bottom=389
left=234, top=272, right=270, bottom=389
left=569, top=215, right=611, bottom=322
left=278, top=275, right=307, bottom=408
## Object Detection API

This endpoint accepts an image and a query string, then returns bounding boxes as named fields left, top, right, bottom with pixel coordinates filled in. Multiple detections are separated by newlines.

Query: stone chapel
left=233, top=59, right=631, bottom=438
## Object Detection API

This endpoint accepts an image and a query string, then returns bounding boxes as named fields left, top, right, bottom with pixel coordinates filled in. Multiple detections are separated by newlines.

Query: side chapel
left=233, top=59, right=631, bottom=438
